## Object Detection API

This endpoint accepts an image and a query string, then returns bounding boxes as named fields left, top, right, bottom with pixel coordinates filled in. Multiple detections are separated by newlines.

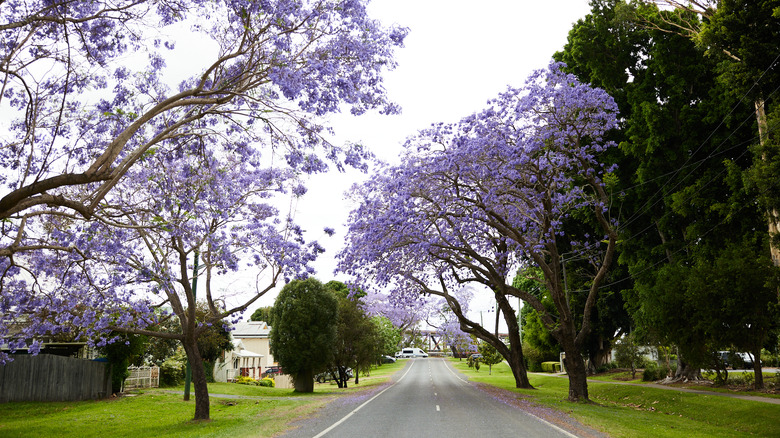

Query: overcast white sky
left=229, top=0, right=595, bottom=321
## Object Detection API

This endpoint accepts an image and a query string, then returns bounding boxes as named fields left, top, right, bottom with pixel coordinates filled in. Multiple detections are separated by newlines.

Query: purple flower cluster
left=0, top=0, right=407, bottom=360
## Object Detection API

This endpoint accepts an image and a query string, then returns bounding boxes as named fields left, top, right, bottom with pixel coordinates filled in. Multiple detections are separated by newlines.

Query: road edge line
left=443, top=359, right=580, bottom=438
left=312, top=361, right=416, bottom=438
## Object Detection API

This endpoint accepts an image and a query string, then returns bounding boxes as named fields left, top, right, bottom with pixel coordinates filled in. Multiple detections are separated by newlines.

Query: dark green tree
left=685, top=236, right=779, bottom=388
left=371, top=315, right=403, bottom=358
left=513, top=268, right=560, bottom=371
left=270, top=278, right=339, bottom=392
left=144, top=321, right=179, bottom=366
left=249, top=307, right=274, bottom=326
left=557, top=0, right=775, bottom=381
left=645, top=0, right=780, bottom=262
left=325, top=281, right=379, bottom=388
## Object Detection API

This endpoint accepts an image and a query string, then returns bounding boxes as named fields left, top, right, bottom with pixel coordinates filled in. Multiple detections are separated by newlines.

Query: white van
left=395, top=348, right=428, bottom=358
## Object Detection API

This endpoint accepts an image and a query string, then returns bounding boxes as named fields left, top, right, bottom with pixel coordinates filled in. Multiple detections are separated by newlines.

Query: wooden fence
left=124, top=365, right=159, bottom=390
left=0, top=354, right=112, bottom=403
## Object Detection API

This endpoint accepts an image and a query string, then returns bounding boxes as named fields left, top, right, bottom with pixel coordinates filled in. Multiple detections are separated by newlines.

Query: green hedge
left=541, top=361, right=561, bottom=373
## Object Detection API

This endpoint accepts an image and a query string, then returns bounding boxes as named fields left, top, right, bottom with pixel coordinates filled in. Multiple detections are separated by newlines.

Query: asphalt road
left=278, top=358, right=583, bottom=438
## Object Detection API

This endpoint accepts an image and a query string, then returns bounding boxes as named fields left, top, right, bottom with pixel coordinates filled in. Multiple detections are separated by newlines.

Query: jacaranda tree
left=0, top=0, right=406, bottom=421
left=340, top=62, right=619, bottom=401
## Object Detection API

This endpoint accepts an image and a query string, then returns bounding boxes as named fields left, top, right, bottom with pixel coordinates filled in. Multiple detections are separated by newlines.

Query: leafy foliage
left=370, top=316, right=403, bottom=358
left=250, top=307, right=274, bottom=326
left=557, top=0, right=780, bottom=385
left=478, top=342, right=505, bottom=375
left=98, top=331, right=148, bottom=393
left=514, top=268, right=560, bottom=371
left=270, top=278, right=338, bottom=392
left=613, top=333, right=644, bottom=379
left=325, top=280, right=379, bottom=388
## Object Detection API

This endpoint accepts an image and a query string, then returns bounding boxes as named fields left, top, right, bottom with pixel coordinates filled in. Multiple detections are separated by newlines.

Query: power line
left=616, top=75, right=780, bottom=233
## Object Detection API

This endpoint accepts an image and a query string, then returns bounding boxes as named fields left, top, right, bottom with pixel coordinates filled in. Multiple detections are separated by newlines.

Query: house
left=213, top=339, right=263, bottom=381
left=213, top=320, right=275, bottom=382
left=232, top=320, right=274, bottom=367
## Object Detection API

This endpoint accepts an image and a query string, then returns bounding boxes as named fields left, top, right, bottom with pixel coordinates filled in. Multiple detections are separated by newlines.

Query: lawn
left=0, top=361, right=405, bottom=438
left=450, top=359, right=780, bottom=438
left=589, top=368, right=780, bottom=400
left=4, top=359, right=775, bottom=438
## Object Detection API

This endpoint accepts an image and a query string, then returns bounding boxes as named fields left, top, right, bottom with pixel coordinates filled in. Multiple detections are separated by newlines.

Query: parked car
left=717, top=351, right=759, bottom=369
left=261, top=365, right=282, bottom=378
left=380, top=355, right=397, bottom=364
left=315, top=368, right=353, bottom=383
left=395, top=348, right=428, bottom=358
left=736, top=352, right=758, bottom=369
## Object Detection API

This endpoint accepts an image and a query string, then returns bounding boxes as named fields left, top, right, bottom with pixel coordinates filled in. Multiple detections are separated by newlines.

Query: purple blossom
left=0, top=0, right=407, bottom=367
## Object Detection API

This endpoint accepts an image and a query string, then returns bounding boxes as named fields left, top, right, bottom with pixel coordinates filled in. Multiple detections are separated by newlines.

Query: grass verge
left=449, top=359, right=780, bottom=438
left=0, top=361, right=405, bottom=438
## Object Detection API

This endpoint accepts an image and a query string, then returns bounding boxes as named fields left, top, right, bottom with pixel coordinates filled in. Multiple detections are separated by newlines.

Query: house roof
left=232, top=320, right=271, bottom=338
left=234, top=349, right=263, bottom=358
left=230, top=339, right=263, bottom=358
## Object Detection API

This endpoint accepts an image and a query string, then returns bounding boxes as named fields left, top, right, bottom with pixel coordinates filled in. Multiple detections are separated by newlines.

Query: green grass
left=450, top=359, right=780, bottom=438
left=589, top=368, right=780, bottom=400
left=0, top=362, right=405, bottom=438
left=0, top=390, right=320, bottom=438
left=588, top=370, right=644, bottom=383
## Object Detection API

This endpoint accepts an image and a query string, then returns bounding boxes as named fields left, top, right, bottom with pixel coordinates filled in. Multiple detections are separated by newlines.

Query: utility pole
left=756, top=97, right=780, bottom=266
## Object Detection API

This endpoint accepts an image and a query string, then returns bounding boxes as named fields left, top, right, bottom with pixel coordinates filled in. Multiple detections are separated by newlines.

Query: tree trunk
left=450, top=345, right=462, bottom=360
left=674, top=355, right=702, bottom=381
left=339, top=367, right=349, bottom=388
left=506, top=344, right=532, bottom=388
left=587, top=335, right=611, bottom=374
left=182, top=337, right=211, bottom=421
left=497, top=292, right=533, bottom=389
left=450, top=288, right=532, bottom=389
left=561, top=343, right=589, bottom=402
left=294, top=369, right=314, bottom=392
left=752, top=348, right=764, bottom=389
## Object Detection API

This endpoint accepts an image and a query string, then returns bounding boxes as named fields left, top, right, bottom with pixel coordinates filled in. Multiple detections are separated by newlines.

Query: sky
left=263, top=0, right=595, bottom=320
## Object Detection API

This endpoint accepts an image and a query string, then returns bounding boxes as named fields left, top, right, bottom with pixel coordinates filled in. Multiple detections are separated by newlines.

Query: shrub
left=761, top=348, right=779, bottom=367
left=727, top=371, right=755, bottom=387
left=159, top=353, right=186, bottom=387
left=236, top=376, right=258, bottom=385
left=541, top=361, right=561, bottom=373
left=642, top=362, right=671, bottom=381
left=527, top=361, right=543, bottom=372
left=522, top=340, right=556, bottom=373
left=595, top=362, right=617, bottom=374
left=259, top=377, right=275, bottom=387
